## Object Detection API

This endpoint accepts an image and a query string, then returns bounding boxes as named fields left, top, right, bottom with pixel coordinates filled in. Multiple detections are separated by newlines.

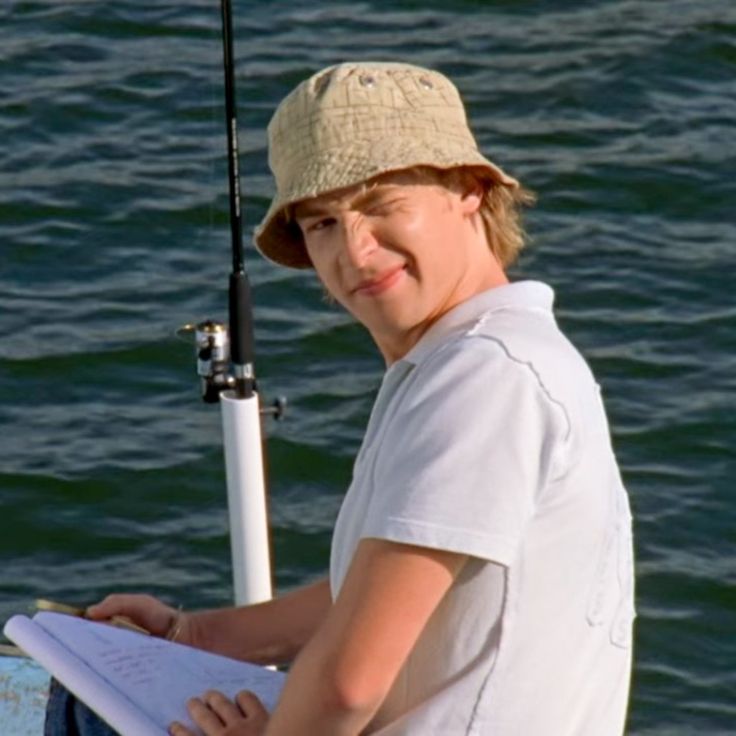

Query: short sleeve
left=363, top=334, right=569, bottom=566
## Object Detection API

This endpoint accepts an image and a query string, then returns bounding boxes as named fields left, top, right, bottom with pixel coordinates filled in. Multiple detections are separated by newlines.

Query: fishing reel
left=177, top=320, right=286, bottom=418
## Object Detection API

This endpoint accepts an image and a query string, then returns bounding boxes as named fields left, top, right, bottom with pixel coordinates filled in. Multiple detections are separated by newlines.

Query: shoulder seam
left=442, top=328, right=573, bottom=443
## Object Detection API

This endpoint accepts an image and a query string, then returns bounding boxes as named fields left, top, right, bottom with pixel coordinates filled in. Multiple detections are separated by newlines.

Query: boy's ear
left=452, top=168, right=484, bottom=215
left=459, top=182, right=484, bottom=215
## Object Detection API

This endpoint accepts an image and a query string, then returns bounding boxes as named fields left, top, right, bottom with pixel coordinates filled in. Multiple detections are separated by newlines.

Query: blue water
left=1, top=1, right=735, bottom=732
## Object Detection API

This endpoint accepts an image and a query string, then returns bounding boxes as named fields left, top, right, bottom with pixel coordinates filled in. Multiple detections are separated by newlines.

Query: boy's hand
left=86, top=593, right=187, bottom=642
left=169, top=690, right=269, bottom=736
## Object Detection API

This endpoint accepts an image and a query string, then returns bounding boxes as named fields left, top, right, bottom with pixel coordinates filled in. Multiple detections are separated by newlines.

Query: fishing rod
left=215, top=0, right=273, bottom=607
left=220, top=0, right=254, bottom=401
left=181, top=0, right=283, bottom=607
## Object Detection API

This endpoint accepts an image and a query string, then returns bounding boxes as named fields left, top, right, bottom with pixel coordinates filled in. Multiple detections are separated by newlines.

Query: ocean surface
left=1, top=0, right=734, bottom=732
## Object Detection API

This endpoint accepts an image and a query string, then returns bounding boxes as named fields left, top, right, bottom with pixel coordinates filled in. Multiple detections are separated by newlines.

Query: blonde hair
left=285, top=165, right=535, bottom=268
left=407, top=166, right=535, bottom=268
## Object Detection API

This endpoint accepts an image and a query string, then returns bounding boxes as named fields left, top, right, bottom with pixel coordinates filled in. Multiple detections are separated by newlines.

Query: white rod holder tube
left=220, top=390, right=273, bottom=606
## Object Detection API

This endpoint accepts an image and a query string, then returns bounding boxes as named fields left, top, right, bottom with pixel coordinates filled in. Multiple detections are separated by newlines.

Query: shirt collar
left=399, top=280, right=555, bottom=366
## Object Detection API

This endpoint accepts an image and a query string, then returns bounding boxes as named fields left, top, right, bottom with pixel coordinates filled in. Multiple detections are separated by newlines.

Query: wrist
left=165, top=607, right=191, bottom=645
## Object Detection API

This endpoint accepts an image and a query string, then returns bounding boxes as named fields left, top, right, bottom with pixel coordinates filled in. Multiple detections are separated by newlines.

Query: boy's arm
left=264, top=539, right=466, bottom=734
left=87, top=578, right=332, bottom=666
left=188, top=578, right=332, bottom=665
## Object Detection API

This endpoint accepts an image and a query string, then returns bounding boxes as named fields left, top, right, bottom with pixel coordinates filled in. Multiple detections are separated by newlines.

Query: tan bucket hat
left=254, top=61, right=519, bottom=269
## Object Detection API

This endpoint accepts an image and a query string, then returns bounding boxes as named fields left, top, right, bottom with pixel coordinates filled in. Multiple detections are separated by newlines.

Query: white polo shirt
left=330, top=281, right=635, bottom=735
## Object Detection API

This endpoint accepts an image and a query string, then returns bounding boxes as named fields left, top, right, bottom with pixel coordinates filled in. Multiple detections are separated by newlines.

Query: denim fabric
left=44, top=678, right=120, bottom=736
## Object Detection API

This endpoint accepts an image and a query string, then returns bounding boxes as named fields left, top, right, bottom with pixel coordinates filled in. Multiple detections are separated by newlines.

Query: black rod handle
left=229, top=271, right=255, bottom=398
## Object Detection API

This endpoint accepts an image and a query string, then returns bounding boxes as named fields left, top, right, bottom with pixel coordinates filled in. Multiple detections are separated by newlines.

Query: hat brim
left=254, top=137, right=518, bottom=269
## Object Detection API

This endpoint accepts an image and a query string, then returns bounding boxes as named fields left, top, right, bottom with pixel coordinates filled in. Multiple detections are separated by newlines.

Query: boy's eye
left=304, top=217, right=336, bottom=233
left=367, top=198, right=400, bottom=216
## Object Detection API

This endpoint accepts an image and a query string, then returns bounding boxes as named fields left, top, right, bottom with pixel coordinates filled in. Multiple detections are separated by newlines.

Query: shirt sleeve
left=362, top=333, right=570, bottom=566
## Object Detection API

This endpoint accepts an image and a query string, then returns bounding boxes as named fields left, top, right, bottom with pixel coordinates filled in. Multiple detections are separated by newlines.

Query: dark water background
left=1, top=0, right=734, bottom=732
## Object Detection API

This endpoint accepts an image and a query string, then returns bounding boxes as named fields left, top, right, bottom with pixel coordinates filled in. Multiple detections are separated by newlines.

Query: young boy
left=87, top=61, right=635, bottom=736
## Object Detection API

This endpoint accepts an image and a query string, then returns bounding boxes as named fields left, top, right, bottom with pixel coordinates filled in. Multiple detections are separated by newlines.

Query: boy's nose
left=340, top=215, right=378, bottom=269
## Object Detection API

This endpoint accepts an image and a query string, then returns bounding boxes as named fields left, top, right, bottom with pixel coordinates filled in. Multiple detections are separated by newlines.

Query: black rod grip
left=229, top=270, right=255, bottom=398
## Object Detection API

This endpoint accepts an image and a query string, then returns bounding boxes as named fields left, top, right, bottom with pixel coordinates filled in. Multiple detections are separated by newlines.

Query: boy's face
left=293, top=171, right=500, bottom=363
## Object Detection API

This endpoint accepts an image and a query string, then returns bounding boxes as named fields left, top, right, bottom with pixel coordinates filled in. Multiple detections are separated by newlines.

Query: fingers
left=86, top=593, right=152, bottom=619
left=175, top=690, right=269, bottom=736
left=186, top=693, right=233, bottom=733
left=168, top=721, right=196, bottom=736
left=235, top=690, right=269, bottom=722
left=203, top=691, right=244, bottom=726
left=85, top=593, right=176, bottom=638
